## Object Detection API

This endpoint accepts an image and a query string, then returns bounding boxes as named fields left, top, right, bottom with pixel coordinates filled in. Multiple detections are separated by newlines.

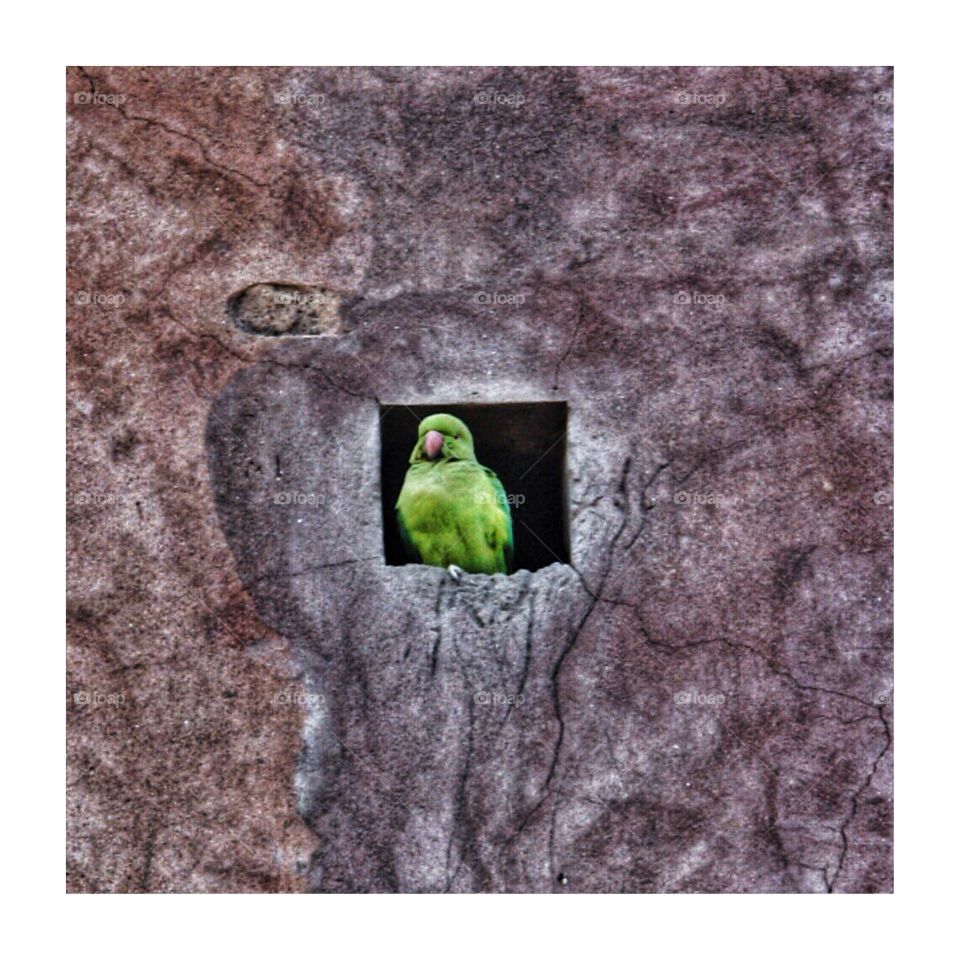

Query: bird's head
left=411, top=413, right=476, bottom=464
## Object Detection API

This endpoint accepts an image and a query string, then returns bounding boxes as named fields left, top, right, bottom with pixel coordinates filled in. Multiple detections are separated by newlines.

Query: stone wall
left=67, top=66, right=892, bottom=892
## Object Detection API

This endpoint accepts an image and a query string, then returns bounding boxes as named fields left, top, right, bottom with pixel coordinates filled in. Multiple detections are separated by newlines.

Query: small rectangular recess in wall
left=379, top=402, right=569, bottom=574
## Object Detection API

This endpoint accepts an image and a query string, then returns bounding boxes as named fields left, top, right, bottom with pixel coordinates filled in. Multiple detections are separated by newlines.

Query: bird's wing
left=395, top=502, right=421, bottom=563
left=483, top=467, right=514, bottom=573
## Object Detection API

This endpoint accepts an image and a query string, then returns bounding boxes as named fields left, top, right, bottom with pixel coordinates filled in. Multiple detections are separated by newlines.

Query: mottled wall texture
left=67, top=66, right=892, bottom=893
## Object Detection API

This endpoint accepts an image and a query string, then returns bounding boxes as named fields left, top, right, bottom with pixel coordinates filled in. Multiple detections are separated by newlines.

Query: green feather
left=483, top=467, right=514, bottom=572
left=396, top=504, right=421, bottom=563
left=395, top=413, right=513, bottom=575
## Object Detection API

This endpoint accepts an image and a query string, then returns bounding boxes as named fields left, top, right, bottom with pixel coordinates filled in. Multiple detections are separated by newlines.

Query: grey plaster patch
left=207, top=275, right=891, bottom=891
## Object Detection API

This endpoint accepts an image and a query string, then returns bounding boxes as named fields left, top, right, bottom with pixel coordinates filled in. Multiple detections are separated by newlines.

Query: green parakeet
left=396, top=413, right=514, bottom=577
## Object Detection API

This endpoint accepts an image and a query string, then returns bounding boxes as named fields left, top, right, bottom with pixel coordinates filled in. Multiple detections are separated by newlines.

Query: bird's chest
left=399, top=465, right=480, bottom=532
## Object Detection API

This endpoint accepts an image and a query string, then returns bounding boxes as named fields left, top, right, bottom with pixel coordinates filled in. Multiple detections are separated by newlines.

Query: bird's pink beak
left=424, top=430, right=444, bottom=460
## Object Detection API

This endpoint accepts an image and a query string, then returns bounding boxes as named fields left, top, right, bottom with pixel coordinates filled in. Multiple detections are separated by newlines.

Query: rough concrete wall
left=68, top=66, right=892, bottom=892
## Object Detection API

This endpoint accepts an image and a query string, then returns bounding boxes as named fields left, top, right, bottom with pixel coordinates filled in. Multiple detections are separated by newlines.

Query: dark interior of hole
left=380, top=402, right=569, bottom=574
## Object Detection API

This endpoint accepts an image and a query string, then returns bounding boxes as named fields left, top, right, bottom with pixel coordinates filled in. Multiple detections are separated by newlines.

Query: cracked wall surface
left=67, top=66, right=892, bottom=892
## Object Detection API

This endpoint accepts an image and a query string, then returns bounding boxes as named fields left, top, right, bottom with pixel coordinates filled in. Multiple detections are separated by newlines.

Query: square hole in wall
left=379, top=402, right=569, bottom=574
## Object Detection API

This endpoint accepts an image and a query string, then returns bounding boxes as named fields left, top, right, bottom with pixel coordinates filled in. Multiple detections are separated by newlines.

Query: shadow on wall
left=379, top=402, right=569, bottom=574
